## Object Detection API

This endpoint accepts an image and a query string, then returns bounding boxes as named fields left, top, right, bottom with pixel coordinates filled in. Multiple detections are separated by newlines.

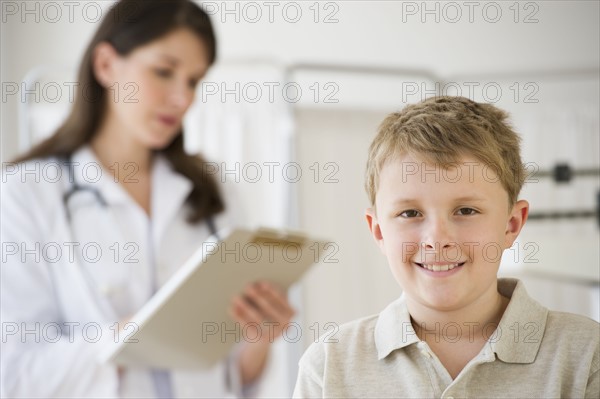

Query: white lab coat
left=0, top=145, right=254, bottom=398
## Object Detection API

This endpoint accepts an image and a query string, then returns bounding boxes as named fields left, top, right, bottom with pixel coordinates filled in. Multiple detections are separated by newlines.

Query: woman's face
left=98, top=28, right=210, bottom=150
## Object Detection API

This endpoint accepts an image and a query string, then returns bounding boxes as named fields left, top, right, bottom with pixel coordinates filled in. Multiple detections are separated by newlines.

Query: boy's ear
left=92, top=41, right=120, bottom=88
left=365, top=207, right=386, bottom=254
left=504, top=200, right=529, bottom=248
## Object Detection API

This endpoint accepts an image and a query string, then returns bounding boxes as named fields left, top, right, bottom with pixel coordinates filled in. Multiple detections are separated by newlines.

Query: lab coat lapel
left=150, top=155, right=193, bottom=249
left=68, top=146, right=144, bottom=321
left=70, top=145, right=132, bottom=207
left=72, top=146, right=193, bottom=248
left=47, top=198, right=115, bottom=324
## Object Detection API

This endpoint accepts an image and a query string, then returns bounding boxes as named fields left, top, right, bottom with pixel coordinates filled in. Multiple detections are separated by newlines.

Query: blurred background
left=2, top=1, right=599, bottom=396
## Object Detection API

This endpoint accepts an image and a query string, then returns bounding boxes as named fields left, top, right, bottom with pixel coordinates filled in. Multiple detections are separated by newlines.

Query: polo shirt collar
left=492, top=278, right=548, bottom=364
left=373, top=278, right=548, bottom=363
left=374, top=295, right=420, bottom=360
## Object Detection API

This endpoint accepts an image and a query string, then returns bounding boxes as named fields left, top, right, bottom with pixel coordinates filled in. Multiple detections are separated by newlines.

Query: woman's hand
left=228, top=281, right=296, bottom=386
left=116, top=315, right=133, bottom=379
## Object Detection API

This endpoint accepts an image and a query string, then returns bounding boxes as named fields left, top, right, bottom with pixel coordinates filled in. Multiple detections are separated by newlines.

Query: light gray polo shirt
left=293, top=278, right=599, bottom=398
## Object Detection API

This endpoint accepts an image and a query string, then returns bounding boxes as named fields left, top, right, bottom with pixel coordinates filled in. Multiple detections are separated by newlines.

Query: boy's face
left=366, top=153, right=528, bottom=312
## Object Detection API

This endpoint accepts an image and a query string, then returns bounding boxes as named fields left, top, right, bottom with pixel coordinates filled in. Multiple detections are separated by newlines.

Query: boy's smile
left=366, top=153, right=528, bottom=312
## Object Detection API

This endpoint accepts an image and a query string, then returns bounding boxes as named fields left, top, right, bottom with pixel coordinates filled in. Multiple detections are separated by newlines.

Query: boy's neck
left=407, top=282, right=510, bottom=343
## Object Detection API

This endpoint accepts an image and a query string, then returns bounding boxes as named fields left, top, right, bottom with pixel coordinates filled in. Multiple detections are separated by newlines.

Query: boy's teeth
left=421, top=263, right=459, bottom=271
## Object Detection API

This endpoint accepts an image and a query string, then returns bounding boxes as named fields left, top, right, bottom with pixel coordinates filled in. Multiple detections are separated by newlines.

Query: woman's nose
left=169, top=83, right=194, bottom=110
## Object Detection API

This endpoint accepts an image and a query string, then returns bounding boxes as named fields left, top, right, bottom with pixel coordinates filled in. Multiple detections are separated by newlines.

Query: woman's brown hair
left=13, top=0, right=224, bottom=223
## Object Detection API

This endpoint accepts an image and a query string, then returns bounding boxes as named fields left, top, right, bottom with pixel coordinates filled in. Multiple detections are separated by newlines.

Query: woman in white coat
left=0, top=0, right=295, bottom=397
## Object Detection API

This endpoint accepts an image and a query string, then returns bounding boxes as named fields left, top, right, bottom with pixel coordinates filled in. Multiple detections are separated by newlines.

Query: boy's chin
left=409, top=293, right=470, bottom=312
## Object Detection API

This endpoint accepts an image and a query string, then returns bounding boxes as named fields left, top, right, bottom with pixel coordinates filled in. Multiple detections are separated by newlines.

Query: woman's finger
left=244, top=284, right=286, bottom=322
left=231, top=295, right=263, bottom=324
left=255, top=282, right=295, bottom=320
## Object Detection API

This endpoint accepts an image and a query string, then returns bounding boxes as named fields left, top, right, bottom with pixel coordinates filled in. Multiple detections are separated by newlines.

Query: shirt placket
left=441, top=342, right=496, bottom=399
left=414, top=341, right=451, bottom=398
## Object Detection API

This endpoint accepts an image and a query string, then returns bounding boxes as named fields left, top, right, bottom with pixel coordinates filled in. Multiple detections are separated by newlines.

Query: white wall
left=1, top=1, right=110, bottom=160
left=3, top=1, right=599, bottom=160
left=214, top=1, right=599, bottom=75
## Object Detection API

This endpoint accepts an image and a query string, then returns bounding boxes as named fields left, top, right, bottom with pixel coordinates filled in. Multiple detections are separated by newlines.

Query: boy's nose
left=418, top=218, right=459, bottom=264
left=421, top=218, right=456, bottom=250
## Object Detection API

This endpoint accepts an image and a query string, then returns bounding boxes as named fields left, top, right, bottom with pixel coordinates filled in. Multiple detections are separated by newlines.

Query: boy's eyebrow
left=389, top=198, right=425, bottom=209
left=453, top=195, right=487, bottom=203
left=390, top=195, right=487, bottom=206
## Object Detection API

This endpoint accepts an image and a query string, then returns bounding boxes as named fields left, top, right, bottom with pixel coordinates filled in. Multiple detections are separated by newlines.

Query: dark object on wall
left=535, top=163, right=599, bottom=184
left=527, top=163, right=599, bottom=227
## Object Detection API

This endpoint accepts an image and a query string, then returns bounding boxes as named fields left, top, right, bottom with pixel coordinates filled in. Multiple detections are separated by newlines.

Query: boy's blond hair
left=365, top=96, right=526, bottom=207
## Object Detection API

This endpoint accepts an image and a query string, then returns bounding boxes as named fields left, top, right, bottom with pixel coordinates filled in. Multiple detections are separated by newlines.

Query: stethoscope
left=56, top=155, right=219, bottom=322
left=62, top=163, right=107, bottom=222
left=61, top=155, right=218, bottom=232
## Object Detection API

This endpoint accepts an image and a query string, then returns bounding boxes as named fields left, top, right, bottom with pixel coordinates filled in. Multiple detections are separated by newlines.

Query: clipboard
left=100, top=227, right=327, bottom=369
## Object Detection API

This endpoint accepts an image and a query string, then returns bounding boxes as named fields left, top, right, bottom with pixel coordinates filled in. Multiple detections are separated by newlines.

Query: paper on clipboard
left=100, top=227, right=327, bottom=370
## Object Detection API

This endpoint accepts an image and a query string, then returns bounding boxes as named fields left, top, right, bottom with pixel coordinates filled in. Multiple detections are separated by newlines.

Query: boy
left=293, top=96, right=599, bottom=398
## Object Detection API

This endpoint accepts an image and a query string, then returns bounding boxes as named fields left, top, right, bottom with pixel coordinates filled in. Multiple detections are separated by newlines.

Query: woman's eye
left=154, top=68, right=172, bottom=78
left=457, top=207, right=478, bottom=216
left=399, top=210, right=421, bottom=218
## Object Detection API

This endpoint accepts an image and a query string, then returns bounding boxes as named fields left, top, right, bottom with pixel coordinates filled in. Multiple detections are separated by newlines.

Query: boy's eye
left=399, top=210, right=421, bottom=218
left=188, top=78, right=199, bottom=89
left=456, top=207, right=478, bottom=216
